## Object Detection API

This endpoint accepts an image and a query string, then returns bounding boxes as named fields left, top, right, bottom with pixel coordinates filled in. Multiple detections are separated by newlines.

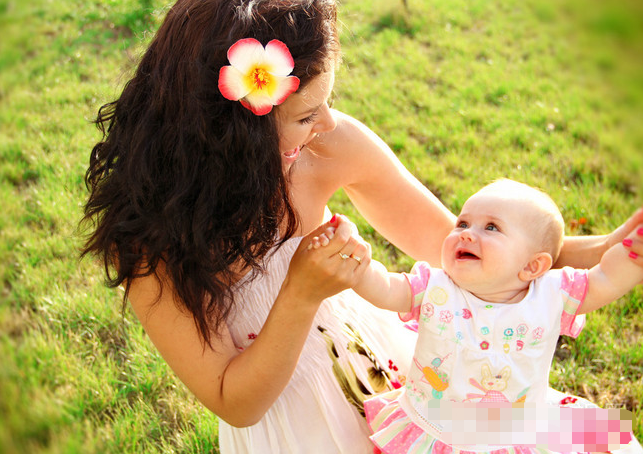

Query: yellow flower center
left=251, top=67, right=271, bottom=91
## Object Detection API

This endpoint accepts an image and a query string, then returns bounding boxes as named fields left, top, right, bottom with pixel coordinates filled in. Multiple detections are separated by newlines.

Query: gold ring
left=350, top=255, right=362, bottom=263
left=338, top=252, right=350, bottom=260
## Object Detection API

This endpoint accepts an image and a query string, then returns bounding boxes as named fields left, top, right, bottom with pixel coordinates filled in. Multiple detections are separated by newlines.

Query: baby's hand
left=307, top=214, right=361, bottom=250
left=306, top=215, right=370, bottom=266
left=289, top=214, right=371, bottom=305
left=307, top=226, right=336, bottom=250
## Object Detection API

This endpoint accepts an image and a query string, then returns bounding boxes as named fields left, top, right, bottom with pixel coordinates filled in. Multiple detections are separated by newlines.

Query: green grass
left=1, top=0, right=642, bottom=452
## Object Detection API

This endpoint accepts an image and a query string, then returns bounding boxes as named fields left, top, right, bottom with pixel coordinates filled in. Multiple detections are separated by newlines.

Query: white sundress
left=217, top=237, right=416, bottom=453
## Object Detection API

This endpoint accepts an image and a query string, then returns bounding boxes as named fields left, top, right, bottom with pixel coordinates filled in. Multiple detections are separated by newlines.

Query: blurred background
left=1, top=0, right=641, bottom=452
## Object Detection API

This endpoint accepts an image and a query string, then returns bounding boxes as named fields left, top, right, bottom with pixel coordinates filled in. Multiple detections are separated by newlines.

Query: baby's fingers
left=307, top=237, right=320, bottom=250
left=306, top=227, right=336, bottom=250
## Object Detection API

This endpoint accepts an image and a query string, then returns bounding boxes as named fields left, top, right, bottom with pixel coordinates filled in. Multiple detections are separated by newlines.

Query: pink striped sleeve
left=400, top=261, right=431, bottom=322
left=560, top=267, right=588, bottom=338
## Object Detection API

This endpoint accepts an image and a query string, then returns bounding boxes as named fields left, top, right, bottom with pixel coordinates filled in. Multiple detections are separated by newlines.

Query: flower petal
left=268, top=75, right=300, bottom=106
left=227, top=38, right=266, bottom=74
left=220, top=38, right=299, bottom=115
left=218, top=65, right=251, bottom=101
left=263, top=39, right=295, bottom=76
left=242, top=92, right=276, bottom=116
left=240, top=99, right=274, bottom=116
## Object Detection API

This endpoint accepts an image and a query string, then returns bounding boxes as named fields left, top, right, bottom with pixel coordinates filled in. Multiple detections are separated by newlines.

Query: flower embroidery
left=516, top=323, right=529, bottom=339
left=421, top=303, right=434, bottom=320
left=218, top=38, right=300, bottom=115
left=503, top=330, right=514, bottom=353
left=438, top=310, right=453, bottom=335
left=387, top=359, right=402, bottom=388
left=531, top=327, right=544, bottom=346
left=461, top=308, right=472, bottom=319
left=439, top=310, right=453, bottom=323
left=560, top=396, right=578, bottom=405
left=480, top=341, right=490, bottom=350
left=247, top=333, right=257, bottom=340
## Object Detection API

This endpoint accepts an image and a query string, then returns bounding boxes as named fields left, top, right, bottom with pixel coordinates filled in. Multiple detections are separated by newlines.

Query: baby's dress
left=364, top=262, right=613, bottom=454
left=217, top=237, right=416, bottom=453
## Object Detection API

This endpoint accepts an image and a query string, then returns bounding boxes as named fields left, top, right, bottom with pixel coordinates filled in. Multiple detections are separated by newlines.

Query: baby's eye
left=456, top=221, right=468, bottom=229
left=485, top=223, right=499, bottom=231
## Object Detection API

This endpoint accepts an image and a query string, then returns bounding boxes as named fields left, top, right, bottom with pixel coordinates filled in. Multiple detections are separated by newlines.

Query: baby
left=311, top=179, right=642, bottom=454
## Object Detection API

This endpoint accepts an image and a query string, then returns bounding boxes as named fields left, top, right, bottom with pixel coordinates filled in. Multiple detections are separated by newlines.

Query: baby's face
left=441, top=191, right=540, bottom=296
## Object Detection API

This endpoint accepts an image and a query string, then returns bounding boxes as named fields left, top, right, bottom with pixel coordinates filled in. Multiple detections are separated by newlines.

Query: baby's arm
left=353, top=256, right=413, bottom=313
left=581, top=230, right=643, bottom=314
left=308, top=220, right=412, bottom=313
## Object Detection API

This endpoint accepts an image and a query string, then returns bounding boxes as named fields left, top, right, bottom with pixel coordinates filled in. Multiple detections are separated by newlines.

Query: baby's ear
left=518, top=252, right=552, bottom=282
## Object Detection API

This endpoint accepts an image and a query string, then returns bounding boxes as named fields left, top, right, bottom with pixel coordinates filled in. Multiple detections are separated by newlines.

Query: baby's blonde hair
left=480, top=179, right=564, bottom=262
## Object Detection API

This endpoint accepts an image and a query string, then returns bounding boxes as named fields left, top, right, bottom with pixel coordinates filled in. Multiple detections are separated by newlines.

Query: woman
left=81, top=0, right=643, bottom=452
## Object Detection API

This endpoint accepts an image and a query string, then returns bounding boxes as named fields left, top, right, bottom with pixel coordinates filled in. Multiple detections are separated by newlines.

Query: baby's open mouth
left=456, top=250, right=480, bottom=260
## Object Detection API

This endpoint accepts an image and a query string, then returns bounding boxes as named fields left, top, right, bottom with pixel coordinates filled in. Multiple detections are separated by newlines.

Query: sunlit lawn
left=1, top=0, right=641, bottom=452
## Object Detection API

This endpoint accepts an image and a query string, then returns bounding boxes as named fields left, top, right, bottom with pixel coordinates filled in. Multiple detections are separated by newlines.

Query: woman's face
left=275, top=71, right=337, bottom=170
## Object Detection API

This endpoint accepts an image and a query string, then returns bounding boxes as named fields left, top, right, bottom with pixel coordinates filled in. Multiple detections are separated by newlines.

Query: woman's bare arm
left=315, top=110, right=455, bottom=265
left=556, top=208, right=643, bottom=269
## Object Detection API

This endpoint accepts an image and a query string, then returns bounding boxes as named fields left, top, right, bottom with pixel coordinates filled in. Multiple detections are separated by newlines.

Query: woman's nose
left=313, top=104, right=337, bottom=134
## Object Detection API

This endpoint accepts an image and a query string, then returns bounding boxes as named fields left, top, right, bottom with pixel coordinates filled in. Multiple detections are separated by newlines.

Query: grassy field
left=1, top=0, right=641, bottom=452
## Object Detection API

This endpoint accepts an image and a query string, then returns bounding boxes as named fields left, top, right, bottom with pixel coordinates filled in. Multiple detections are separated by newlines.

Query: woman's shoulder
left=306, top=110, right=392, bottom=181
left=316, top=110, right=383, bottom=153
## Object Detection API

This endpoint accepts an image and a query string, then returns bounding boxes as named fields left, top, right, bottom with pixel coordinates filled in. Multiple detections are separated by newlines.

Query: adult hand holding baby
left=284, top=214, right=371, bottom=306
left=618, top=208, right=643, bottom=264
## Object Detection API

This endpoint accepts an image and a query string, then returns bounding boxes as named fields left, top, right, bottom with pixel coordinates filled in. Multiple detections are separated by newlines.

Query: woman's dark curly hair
left=80, top=0, right=340, bottom=346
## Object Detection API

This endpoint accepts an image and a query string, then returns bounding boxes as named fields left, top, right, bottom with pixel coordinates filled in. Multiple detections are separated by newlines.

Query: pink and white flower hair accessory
left=218, top=38, right=300, bottom=116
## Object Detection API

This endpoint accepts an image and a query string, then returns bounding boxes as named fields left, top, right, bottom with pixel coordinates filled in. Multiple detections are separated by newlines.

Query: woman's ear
left=518, top=252, right=553, bottom=282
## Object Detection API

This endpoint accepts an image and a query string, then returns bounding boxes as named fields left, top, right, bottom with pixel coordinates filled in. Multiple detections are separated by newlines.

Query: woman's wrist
left=278, top=273, right=325, bottom=315
left=556, top=234, right=609, bottom=269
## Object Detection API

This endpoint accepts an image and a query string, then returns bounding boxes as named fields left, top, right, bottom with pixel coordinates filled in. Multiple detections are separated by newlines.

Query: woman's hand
left=557, top=207, right=643, bottom=269
left=606, top=208, right=643, bottom=252
left=620, top=223, right=643, bottom=267
left=283, top=214, right=371, bottom=305
left=608, top=208, right=643, bottom=270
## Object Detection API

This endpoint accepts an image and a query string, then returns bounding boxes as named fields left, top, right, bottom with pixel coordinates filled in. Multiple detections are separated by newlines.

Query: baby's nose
left=460, top=229, right=475, bottom=242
